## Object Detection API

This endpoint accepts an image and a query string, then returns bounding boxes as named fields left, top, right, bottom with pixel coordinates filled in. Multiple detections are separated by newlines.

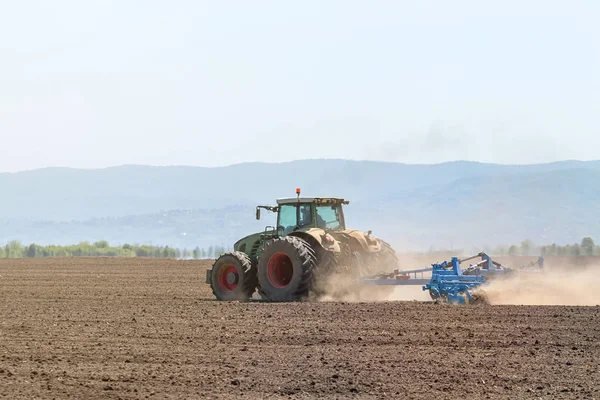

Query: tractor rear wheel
left=210, top=252, right=257, bottom=301
left=257, top=236, right=316, bottom=301
left=351, top=251, right=371, bottom=277
left=373, top=240, right=398, bottom=272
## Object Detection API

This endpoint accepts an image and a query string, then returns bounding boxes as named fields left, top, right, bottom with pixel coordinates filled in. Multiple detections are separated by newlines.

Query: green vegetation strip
left=1, top=240, right=229, bottom=259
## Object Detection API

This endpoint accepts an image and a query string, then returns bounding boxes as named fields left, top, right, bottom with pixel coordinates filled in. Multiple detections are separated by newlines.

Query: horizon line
left=0, top=158, right=598, bottom=174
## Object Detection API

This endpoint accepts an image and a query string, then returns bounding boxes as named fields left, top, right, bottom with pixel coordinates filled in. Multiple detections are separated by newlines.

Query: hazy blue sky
left=1, top=1, right=598, bottom=172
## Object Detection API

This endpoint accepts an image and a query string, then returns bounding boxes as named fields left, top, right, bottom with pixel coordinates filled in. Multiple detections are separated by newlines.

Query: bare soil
left=0, top=257, right=598, bottom=399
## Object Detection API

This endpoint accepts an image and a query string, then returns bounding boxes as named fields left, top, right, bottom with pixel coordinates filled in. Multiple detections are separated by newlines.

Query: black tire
left=257, top=236, right=316, bottom=301
left=350, top=251, right=369, bottom=278
left=311, top=248, right=343, bottom=297
left=316, top=245, right=349, bottom=276
left=210, top=252, right=257, bottom=301
left=373, top=240, right=398, bottom=273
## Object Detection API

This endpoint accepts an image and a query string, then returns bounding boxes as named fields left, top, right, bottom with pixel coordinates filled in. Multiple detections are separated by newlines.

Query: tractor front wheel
left=210, top=252, right=257, bottom=301
left=257, top=236, right=316, bottom=301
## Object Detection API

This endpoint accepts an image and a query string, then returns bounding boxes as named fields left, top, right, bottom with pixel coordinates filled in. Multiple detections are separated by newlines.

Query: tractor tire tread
left=210, top=251, right=257, bottom=301
left=257, top=236, right=316, bottom=301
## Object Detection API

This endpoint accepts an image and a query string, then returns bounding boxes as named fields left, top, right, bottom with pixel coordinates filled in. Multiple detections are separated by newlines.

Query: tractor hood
left=233, top=232, right=263, bottom=257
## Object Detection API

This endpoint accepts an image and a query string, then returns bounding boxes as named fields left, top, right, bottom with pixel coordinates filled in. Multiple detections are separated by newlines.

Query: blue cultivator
left=362, top=252, right=537, bottom=304
left=424, top=253, right=517, bottom=304
left=424, top=257, right=483, bottom=304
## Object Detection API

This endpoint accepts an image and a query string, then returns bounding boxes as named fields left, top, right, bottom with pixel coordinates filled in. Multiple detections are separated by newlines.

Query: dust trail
left=316, top=272, right=394, bottom=302
left=316, top=269, right=431, bottom=303
left=484, top=267, right=600, bottom=306
left=387, top=285, right=431, bottom=302
left=316, top=262, right=600, bottom=305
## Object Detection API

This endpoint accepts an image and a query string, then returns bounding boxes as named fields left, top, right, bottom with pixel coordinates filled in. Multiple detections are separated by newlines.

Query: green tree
left=581, top=237, right=595, bottom=256
left=193, top=246, right=200, bottom=259
left=520, top=240, right=533, bottom=256
left=6, top=241, right=24, bottom=258
left=136, top=245, right=151, bottom=257
left=26, top=243, right=37, bottom=258
left=508, top=245, right=519, bottom=256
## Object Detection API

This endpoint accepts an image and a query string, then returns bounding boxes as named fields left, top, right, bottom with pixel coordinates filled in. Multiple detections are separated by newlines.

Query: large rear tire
left=373, top=239, right=398, bottom=272
left=210, top=252, right=257, bottom=301
left=311, top=248, right=345, bottom=297
left=257, top=236, right=316, bottom=301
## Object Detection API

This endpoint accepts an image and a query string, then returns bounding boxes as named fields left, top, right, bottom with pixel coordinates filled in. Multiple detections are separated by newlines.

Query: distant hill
left=0, top=206, right=265, bottom=250
left=1, top=159, right=600, bottom=250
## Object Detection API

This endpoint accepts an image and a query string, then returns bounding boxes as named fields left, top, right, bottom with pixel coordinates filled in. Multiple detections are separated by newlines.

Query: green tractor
left=206, top=190, right=397, bottom=301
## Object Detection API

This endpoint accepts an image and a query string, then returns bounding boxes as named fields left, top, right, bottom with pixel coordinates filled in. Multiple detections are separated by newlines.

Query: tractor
left=206, top=189, right=398, bottom=301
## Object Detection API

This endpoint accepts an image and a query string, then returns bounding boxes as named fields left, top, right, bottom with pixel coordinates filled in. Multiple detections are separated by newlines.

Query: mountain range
left=1, top=159, right=599, bottom=250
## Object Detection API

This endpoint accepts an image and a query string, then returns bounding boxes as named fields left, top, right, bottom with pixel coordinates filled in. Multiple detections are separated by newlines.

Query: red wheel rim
left=267, top=252, right=293, bottom=288
left=217, top=264, right=239, bottom=291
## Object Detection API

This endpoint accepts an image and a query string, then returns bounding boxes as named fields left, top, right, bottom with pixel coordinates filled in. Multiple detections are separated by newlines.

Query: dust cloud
left=316, top=262, right=600, bottom=306
left=316, top=272, right=395, bottom=302
left=316, top=269, right=431, bottom=303
left=484, top=267, right=600, bottom=306
left=315, top=254, right=436, bottom=302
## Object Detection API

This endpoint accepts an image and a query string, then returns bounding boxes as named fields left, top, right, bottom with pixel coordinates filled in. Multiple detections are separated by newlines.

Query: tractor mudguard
left=288, top=228, right=341, bottom=253
left=337, top=230, right=382, bottom=253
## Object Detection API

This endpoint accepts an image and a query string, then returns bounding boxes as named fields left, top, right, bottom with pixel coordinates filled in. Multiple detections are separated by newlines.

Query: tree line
left=0, top=241, right=230, bottom=259
left=423, top=237, right=600, bottom=257
left=490, top=237, right=597, bottom=257
left=3, top=237, right=600, bottom=259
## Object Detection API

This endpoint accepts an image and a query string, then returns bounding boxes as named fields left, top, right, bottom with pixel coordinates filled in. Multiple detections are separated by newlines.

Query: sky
left=0, top=1, right=599, bottom=172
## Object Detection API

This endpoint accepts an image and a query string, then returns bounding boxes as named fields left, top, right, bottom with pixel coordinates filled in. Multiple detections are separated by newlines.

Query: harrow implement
left=361, top=252, right=534, bottom=304
left=423, top=255, right=491, bottom=304
left=361, top=268, right=430, bottom=286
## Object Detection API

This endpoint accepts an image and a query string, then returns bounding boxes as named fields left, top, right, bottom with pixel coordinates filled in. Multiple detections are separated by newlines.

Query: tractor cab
left=255, top=190, right=348, bottom=236
left=275, top=197, right=348, bottom=235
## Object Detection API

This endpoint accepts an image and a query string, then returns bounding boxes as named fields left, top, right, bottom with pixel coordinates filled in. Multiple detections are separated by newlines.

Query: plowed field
left=0, top=258, right=598, bottom=399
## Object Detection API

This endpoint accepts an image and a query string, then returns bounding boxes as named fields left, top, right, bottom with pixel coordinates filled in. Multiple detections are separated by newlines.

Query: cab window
left=315, top=205, right=342, bottom=230
left=278, top=204, right=313, bottom=234
left=278, top=205, right=296, bottom=233
left=298, top=204, right=312, bottom=227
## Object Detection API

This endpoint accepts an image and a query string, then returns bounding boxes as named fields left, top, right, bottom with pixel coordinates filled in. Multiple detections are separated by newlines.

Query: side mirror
left=256, top=208, right=261, bottom=220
